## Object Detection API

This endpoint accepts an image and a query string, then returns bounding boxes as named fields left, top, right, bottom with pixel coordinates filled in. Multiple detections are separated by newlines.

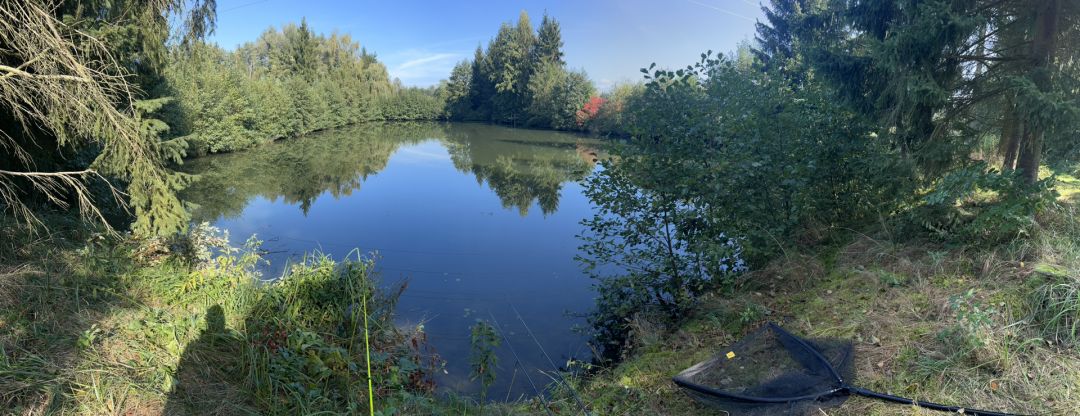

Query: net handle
left=846, top=386, right=1028, bottom=416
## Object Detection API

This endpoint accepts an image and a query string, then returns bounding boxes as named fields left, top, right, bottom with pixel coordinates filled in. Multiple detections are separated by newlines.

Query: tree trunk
left=1000, top=97, right=1022, bottom=171
left=1017, top=0, right=1061, bottom=184
left=1016, top=127, right=1042, bottom=182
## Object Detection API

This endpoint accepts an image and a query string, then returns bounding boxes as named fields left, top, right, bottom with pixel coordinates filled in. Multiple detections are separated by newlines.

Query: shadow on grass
left=163, top=304, right=254, bottom=415
left=160, top=255, right=448, bottom=415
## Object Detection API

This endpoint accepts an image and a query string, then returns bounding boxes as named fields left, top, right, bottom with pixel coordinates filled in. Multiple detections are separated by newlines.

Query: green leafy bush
left=136, top=227, right=440, bottom=414
left=910, top=163, right=1057, bottom=244
left=378, top=87, right=446, bottom=121
left=579, top=52, right=904, bottom=359
left=243, top=254, right=437, bottom=412
left=579, top=163, right=747, bottom=360
left=469, top=320, right=500, bottom=401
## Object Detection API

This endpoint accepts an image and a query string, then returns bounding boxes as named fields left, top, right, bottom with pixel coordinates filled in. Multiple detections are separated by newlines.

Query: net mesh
left=673, top=323, right=855, bottom=416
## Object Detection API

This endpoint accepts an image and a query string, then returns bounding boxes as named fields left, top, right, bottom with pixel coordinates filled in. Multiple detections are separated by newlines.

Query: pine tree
left=0, top=0, right=214, bottom=235
left=758, top=0, right=1080, bottom=184
left=278, top=19, right=319, bottom=80
left=513, top=10, right=538, bottom=86
left=469, top=45, right=495, bottom=120
left=533, top=12, right=565, bottom=66
left=752, top=0, right=823, bottom=86
left=445, top=60, right=474, bottom=119
left=450, top=12, right=591, bottom=130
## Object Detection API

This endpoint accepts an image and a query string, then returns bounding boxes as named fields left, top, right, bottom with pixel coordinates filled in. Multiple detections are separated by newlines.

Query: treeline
left=581, top=0, right=1080, bottom=360
left=0, top=2, right=446, bottom=234
left=442, top=12, right=595, bottom=130
left=166, top=19, right=443, bottom=155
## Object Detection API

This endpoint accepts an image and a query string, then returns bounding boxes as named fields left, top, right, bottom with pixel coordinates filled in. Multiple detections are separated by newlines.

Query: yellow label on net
left=726, top=351, right=736, bottom=359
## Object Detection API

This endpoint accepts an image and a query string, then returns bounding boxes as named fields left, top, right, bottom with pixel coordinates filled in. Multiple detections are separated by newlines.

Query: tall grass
left=1027, top=203, right=1080, bottom=346
left=0, top=222, right=446, bottom=415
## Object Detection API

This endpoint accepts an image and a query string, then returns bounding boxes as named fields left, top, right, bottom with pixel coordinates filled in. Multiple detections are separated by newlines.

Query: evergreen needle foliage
left=443, top=11, right=595, bottom=130
left=0, top=1, right=210, bottom=235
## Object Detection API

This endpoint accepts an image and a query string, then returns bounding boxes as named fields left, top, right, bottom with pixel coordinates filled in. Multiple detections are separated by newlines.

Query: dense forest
left=441, top=11, right=596, bottom=130
left=2, top=0, right=1080, bottom=415
left=167, top=19, right=449, bottom=156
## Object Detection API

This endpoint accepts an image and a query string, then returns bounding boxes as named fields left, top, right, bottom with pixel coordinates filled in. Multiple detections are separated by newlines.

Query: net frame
left=672, top=322, right=1025, bottom=416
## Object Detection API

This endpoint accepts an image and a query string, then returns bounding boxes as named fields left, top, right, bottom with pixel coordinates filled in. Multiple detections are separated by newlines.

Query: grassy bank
left=4, top=194, right=1078, bottom=415
left=0, top=222, right=520, bottom=415
left=576, top=184, right=1080, bottom=415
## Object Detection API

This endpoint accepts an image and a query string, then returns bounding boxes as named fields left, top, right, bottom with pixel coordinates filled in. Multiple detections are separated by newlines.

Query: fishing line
left=219, top=0, right=275, bottom=13
left=510, top=303, right=589, bottom=415
left=276, top=234, right=495, bottom=257
left=489, top=312, right=555, bottom=416
left=504, top=367, right=519, bottom=402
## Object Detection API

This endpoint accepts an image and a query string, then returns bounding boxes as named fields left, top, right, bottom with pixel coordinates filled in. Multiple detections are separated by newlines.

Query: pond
left=180, top=121, right=604, bottom=399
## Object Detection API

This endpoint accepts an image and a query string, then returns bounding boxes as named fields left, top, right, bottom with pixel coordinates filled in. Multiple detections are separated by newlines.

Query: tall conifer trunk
left=1017, top=0, right=1061, bottom=184
left=1000, top=96, right=1022, bottom=171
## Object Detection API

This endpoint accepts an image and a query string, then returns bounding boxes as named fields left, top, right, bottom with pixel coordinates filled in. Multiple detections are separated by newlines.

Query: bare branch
left=0, top=64, right=94, bottom=83
left=0, top=1, right=153, bottom=232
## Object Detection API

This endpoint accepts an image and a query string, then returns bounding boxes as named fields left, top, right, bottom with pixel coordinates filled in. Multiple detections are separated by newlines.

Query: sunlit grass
left=579, top=202, right=1080, bottom=415
left=0, top=223, right=539, bottom=415
left=1055, top=173, right=1080, bottom=202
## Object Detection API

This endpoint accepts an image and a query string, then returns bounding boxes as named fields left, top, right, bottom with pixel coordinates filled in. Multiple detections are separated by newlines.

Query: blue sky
left=210, top=0, right=764, bottom=89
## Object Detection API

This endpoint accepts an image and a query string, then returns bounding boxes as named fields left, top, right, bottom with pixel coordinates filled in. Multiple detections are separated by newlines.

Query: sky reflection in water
left=181, top=122, right=604, bottom=398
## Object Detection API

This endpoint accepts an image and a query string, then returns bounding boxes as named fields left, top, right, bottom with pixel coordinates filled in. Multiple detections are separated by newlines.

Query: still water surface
left=181, top=122, right=603, bottom=398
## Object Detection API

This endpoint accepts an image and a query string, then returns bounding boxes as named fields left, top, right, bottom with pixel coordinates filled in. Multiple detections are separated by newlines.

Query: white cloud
left=398, top=53, right=460, bottom=70
left=387, top=50, right=463, bottom=87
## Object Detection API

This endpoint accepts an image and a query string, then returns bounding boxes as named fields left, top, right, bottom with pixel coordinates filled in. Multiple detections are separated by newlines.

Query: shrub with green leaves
left=469, top=320, right=500, bottom=401
left=913, top=163, right=1058, bottom=244
left=579, top=53, right=900, bottom=359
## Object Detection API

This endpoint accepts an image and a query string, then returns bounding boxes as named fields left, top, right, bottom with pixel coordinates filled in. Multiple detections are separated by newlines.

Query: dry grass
left=580, top=217, right=1080, bottom=415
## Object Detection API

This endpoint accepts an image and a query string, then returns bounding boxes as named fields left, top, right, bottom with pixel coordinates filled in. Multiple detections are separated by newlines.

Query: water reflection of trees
left=442, top=123, right=597, bottom=215
left=181, top=122, right=600, bottom=221
left=181, top=123, right=437, bottom=220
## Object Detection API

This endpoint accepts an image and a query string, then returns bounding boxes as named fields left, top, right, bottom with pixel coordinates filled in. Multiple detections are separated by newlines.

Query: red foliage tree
left=576, top=96, right=606, bottom=127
